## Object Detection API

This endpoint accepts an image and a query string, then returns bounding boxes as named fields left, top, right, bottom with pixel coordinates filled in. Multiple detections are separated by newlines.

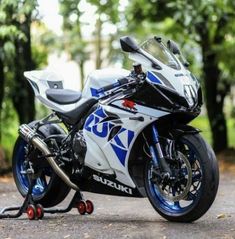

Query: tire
left=12, top=123, right=71, bottom=208
left=144, top=133, right=219, bottom=222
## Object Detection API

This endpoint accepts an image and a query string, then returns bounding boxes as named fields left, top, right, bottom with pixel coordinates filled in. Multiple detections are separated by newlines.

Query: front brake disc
left=155, top=151, right=192, bottom=202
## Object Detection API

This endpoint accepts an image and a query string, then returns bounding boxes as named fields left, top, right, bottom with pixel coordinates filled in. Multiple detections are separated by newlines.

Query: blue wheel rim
left=15, top=139, right=50, bottom=196
left=148, top=139, right=202, bottom=214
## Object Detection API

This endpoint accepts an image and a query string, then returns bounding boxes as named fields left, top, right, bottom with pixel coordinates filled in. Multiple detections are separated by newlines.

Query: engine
left=72, top=130, right=87, bottom=165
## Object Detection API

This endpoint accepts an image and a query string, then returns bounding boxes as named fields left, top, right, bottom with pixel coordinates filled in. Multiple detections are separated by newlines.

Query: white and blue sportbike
left=13, top=36, right=219, bottom=222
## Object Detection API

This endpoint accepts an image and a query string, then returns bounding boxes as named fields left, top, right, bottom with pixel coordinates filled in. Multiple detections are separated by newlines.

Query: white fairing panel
left=24, top=70, right=64, bottom=95
left=83, top=104, right=157, bottom=187
left=24, top=68, right=130, bottom=113
left=82, top=68, right=130, bottom=99
left=24, top=70, right=84, bottom=112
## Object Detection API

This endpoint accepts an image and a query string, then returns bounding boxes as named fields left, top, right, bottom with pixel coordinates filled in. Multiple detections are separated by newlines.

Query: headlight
left=183, top=85, right=197, bottom=107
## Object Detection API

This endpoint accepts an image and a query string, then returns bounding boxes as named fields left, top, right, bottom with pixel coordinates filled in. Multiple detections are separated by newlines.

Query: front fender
left=169, top=124, right=200, bottom=139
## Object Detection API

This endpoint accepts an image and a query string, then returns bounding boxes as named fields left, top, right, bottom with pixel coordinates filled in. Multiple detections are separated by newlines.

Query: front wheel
left=144, top=133, right=219, bottom=222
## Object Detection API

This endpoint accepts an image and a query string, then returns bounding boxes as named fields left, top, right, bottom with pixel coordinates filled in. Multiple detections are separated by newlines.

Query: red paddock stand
left=0, top=178, right=94, bottom=220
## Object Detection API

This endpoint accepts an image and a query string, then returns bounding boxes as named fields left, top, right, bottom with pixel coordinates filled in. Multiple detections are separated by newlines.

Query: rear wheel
left=144, top=133, right=219, bottom=222
left=12, top=127, right=71, bottom=208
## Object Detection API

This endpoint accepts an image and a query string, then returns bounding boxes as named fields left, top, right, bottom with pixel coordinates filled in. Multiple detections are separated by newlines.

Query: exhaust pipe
left=19, top=124, right=79, bottom=191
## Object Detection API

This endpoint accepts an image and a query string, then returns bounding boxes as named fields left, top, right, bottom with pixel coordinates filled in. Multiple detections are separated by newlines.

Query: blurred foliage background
left=0, top=0, right=235, bottom=170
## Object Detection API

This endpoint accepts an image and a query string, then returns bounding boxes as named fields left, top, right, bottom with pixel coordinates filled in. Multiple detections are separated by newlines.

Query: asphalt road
left=0, top=172, right=234, bottom=239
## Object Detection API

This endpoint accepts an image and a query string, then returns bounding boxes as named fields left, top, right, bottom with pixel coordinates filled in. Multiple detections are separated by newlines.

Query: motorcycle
left=12, top=36, right=219, bottom=222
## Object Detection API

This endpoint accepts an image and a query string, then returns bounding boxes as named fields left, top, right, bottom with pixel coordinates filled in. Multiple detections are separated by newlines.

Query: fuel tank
left=82, top=68, right=129, bottom=99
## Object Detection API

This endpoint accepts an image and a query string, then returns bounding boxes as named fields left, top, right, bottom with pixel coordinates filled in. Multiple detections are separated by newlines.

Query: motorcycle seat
left=46, top=89, right=82, bottom=105
left=56, top=98, right=98, bottom=125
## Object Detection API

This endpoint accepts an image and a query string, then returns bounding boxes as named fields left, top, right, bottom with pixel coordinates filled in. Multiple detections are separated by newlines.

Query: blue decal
left=147, top=71, right=162, bottom=85
left=85, top=114, right=100, bottom=132
left=93, top=122, right=108, bottom=138
left=90, top=87, right=99, bottom=97
left=95, top=107, right=107, bottom=118
left=110, top=128, right=134, bottom=166
left=118, top=128, right=126, bottom=134
left=84, top=106, right=135, bottom=167
left=84, top=114, right=94, bottom=132
left=84, top=106, right=107, bottom=136
left=114, top=134, right=125, bottom=148
left=110, top=143, right=127, bottom=166
left=127, top=130, right=135, bottom=147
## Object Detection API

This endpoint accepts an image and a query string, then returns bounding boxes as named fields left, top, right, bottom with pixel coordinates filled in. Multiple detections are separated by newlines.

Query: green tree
left=0, top=0, right=38, bottom=125
left=87, top=0, right=121, bottom=69
left=0, top=0, right=27, bottom=137
left=11, top=0, right=37, bottom=124
left=0, top=3, right=16, bottom=110
left=59, top=0, right=89, bottom=89
left=0, top=0, right=53, bottom=163
left=87, top=0, right=120, bottom=68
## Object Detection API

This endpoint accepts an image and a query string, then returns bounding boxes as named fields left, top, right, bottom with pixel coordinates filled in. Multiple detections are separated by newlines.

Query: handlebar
left=96, top=76, right=136, bottom=95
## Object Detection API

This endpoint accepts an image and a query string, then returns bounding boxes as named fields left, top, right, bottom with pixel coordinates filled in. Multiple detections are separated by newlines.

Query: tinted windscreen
left=141, top=38, right=180, bottom=70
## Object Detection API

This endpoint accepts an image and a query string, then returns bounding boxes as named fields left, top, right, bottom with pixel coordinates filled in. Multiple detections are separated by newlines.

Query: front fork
left=149, top=124, right=172, bottom=178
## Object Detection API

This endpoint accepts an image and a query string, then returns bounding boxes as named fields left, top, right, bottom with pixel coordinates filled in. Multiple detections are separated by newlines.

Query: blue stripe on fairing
left=127, top=130, right=134, bottom=147
left=95, top=106, right=107, bottom=118
left=111, top=129, right=134, bottom=166
left=93, top=122, right=108, bottom=138
left=90, top=87, right=100, bottom=97
left=114, top=131, right=126, bottom=148
left=147, top=71, right=162, bottom=84
left=110, top=143, right=127, bottom=166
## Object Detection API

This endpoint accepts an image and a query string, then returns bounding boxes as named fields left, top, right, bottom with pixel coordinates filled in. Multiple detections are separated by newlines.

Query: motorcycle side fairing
left=83, top=103, right=169, bottom=188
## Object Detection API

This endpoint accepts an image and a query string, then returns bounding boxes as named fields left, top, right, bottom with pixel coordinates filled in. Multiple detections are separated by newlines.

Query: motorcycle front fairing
left=128, top=37, right=201, bottom=112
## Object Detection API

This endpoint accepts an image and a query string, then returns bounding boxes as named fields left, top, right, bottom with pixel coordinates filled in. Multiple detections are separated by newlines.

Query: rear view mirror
left=167, top=40, right=180, bottom=55
left=120, top=36, right=140, bottom=53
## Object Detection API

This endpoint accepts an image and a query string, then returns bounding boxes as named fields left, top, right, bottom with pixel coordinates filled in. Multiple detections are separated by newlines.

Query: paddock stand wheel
left=77, top=200, right=87, bottom=215
left=36, top=204, right=44, bottom=219
left=85, top=200, right=94, bottom=214
left=26, top=204, right=36, bottom=220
